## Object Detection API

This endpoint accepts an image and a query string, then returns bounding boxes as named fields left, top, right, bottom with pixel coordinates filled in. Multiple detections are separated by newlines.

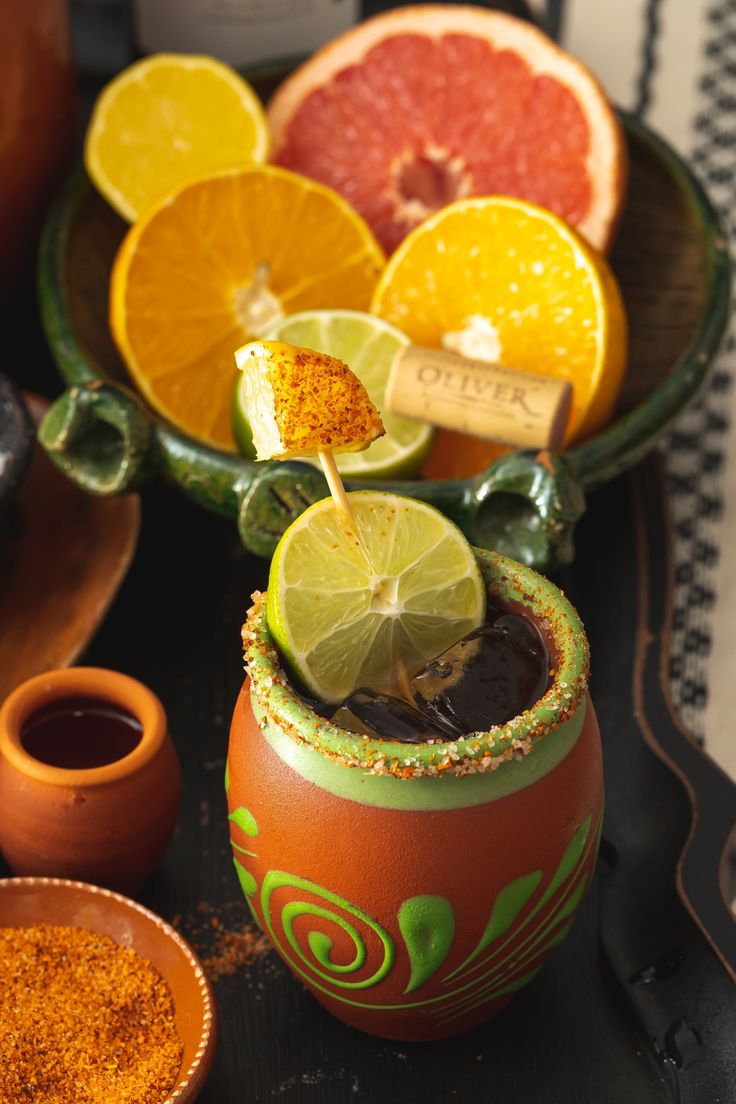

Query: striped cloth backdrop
left=536, top=0, right=735, bottom=781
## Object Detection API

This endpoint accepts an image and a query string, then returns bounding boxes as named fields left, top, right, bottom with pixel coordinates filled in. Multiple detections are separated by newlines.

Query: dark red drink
left=21, top=696, right=142, bottom=770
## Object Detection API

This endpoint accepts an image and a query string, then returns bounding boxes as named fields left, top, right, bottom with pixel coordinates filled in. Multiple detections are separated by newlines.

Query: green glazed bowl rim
left=37, top=116, right=731, bottom=495
left=242, top=547, right=589, bottom=779
left=36, top=112, right=731, bottom=571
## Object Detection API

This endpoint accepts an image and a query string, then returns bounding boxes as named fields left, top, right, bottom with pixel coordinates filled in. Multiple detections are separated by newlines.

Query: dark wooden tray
left=6, top=456, right=729, bottom=1102
left=0, top=395, right=140, bottom=702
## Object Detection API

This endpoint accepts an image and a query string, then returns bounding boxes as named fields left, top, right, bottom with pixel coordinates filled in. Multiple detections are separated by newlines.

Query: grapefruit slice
left=269, top=5, right=626, bottom=255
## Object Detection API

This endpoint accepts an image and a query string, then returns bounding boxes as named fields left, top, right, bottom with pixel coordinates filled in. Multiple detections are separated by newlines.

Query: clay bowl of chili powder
left=0, top=877, right=217, bottom=1103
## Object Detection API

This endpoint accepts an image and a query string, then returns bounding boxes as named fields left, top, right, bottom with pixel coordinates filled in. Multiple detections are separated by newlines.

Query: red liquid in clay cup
left=0, top=667, right=180, bottom=895
left=227, top=549, right=603, bottom=1041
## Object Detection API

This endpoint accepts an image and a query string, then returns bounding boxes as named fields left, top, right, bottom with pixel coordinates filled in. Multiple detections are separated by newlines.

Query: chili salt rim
left=0, top=876, right=217, bottom=1103
left=242, top=547, right=590, bottom=780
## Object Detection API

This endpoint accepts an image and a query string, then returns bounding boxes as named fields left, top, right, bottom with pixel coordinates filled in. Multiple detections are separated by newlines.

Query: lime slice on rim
left=232, top=310, right=434, bottom=479
left=266, top=490, right=486, bottom=704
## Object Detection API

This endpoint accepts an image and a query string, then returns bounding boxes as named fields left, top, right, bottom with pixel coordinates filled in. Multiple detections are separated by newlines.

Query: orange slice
left=371, top=195, right=627, bottom=478
left=85, top=54, right=270, bottom=221
left=269, top=5, right=626, bottom=255
left=110, top=167, right=384, bottom=450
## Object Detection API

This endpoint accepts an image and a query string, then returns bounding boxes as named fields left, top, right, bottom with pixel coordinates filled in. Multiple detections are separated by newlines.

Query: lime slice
left=232, top=310, right=434, bottom=479
left=266, top=491, right=486, bottom=703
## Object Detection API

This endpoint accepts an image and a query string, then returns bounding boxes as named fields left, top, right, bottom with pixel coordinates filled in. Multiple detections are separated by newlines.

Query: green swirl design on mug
left=261, top=871, right=395, bottom=990
left=398, top=896, right=456, bottom=994
left=229, top=805, right=259, bottom=858
left=233, top=857, right=257, bottom=896
left=233, top=813, right=600, bottom=1018
left=229, top=804, right=262, bottom=928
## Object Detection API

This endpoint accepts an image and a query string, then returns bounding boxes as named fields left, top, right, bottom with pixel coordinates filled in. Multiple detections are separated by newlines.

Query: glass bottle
left=133, top=0, right=361, bottom=68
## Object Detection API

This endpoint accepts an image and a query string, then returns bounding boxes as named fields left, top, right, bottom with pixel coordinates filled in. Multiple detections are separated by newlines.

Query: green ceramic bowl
left=37, top=113, right=730, bottom=570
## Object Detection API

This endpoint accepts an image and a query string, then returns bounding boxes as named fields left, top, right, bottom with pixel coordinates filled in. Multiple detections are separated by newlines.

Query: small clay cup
left=0, top=667, right=180, bottom=894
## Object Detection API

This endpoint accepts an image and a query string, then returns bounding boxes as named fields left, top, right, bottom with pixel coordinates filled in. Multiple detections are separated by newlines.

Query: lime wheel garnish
left=266, top=491, right=486, bottom=703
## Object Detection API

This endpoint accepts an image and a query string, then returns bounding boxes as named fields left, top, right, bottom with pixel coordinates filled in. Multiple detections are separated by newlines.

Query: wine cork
left=385, top=346, right=573, bottom=451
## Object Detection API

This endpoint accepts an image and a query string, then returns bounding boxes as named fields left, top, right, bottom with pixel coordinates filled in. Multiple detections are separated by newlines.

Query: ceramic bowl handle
left=235, top=451, right=586, bottom=568
left=38, top=382, right=586, bottom=570
left=469, top=451, right=586, bottom=569
left=236, top=461, right=329, bottom=557
left=38, top=381, right=153, bottom=494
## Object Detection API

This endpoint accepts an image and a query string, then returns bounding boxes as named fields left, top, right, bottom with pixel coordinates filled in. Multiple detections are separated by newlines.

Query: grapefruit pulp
left=269, top=5, right=626, bottom=255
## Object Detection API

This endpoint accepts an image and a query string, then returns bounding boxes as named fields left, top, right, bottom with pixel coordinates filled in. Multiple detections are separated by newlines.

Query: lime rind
left=266, top=491, right=486, bottom=703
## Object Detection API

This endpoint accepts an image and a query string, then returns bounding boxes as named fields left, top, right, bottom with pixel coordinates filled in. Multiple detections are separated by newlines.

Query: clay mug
left=0, top=0, right=75, bottom=301
left=227, top=548, right=603, bottom=1041
left=0, top=667, right=180, bottom=894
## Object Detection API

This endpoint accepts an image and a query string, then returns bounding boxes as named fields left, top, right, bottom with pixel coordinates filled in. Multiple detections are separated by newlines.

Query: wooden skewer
left=394, top=655, right=416, bottom=705
left=319, top=451, right=416, bottom=702
left=318, top=450, right=370, bottom=560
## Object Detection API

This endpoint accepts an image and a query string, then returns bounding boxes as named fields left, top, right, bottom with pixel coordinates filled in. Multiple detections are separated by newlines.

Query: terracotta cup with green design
left=227, top=549, right=602, bottom=1041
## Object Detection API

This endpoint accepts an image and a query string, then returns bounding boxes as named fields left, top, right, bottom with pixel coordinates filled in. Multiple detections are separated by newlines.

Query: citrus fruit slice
left=110, top=167, right=384, bottom=450
left=233, top=310, right=434, bottom=478
left=268, top=5, right=625, bottom=255
left=266, top=491, right=486, bottom=703
left=234, top=339, right=385, bottom=460
left=85, top=54, right=269, bottom=221
left=371, top=195, right=627, bottom=476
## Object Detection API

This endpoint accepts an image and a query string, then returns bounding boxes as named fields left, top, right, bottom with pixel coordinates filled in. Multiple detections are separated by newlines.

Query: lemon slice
left=85, top=53, right=270, bottom=221
left=233, top=310, right=434, bottom=479
left=266, top=491, right=486, bottom=703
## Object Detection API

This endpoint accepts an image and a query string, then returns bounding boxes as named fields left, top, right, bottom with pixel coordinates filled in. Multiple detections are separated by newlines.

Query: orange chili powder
left=0, top=924, right=183, bottom=1104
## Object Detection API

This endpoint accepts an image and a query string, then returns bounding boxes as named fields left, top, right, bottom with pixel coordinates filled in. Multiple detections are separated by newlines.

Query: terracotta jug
left=0, top=667, right=180, bottom=894
left=227, top=548, right=603, bottom=1041
left=0, top=0, right=75, bottom=300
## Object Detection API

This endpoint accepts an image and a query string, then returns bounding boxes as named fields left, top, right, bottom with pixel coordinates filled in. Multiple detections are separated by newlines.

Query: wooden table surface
left=3, top=442, right=732, bottom=1103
